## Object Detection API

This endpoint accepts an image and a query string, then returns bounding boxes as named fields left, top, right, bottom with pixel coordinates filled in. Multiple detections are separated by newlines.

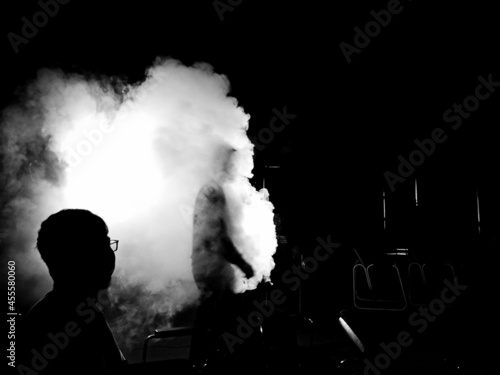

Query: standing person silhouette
left=190, top=146, right=254, bottom=366
left=17, top=209, right=126, bottom=375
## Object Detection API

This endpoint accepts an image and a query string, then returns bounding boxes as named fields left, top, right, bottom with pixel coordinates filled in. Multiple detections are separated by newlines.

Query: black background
left=1, top=0, right=499, bottom=246
left=1, top=0, right=499, bottom=370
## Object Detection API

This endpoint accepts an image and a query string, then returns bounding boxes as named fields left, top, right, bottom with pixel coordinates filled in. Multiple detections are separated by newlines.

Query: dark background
left=1, top=1, right=499, bottom=246
left=1, top=0, right=499, bottom=371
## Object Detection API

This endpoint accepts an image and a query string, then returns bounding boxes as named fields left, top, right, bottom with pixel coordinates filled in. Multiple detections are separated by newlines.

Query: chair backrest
left=353, top=262, right=407, bottom=311
left=408, top=262, right=457, bottom=306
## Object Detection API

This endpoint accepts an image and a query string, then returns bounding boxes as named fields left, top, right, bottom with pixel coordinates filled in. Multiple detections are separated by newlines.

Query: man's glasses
left=110, top=240, right=119, bottom=252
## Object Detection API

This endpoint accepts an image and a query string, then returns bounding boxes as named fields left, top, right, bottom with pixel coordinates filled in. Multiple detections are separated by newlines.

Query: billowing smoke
left=0, top=58, right=277, bottom=357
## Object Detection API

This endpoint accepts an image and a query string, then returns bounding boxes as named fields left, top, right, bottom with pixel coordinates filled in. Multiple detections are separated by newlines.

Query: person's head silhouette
left=36, top=209, right=116, bottom=295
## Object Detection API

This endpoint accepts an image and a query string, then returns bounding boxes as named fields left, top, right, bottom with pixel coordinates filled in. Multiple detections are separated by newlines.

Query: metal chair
left=123, top=326, right=203, bottom=375
left=408, top=262, right=457, bottom=306
left=352, top=248, right=407, bottom=311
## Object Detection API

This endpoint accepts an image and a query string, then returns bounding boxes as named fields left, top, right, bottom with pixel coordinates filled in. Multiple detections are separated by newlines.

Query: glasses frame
left=110, top=239, right=119, bottom=252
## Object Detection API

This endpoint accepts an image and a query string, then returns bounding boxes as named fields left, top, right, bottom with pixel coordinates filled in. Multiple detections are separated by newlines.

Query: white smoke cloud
left=0, top=58, right=277, bottom=358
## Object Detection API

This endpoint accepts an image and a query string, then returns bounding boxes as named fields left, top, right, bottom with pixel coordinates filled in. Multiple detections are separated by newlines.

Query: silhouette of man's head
left=37, top=209, right=115, bottom=293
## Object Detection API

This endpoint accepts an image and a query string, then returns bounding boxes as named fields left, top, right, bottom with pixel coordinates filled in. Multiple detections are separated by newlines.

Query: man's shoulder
left=202, top=180, right=222, bottom=193
left=27, top=291, right=63, bottom=313
left=24, top=291, right=83, bottom=329
left=200, top=180, right=226, bottom=202
left=25, top=292, right=54, bottom=318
